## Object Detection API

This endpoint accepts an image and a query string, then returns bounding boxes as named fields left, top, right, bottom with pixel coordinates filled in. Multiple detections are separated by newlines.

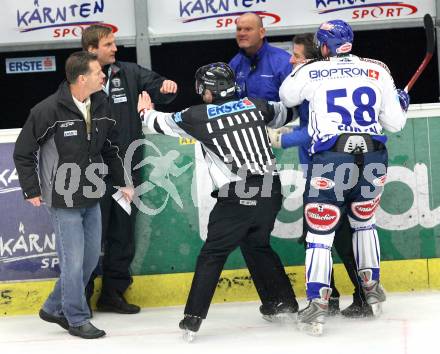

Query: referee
left=138, top=62, right=298, bottom=341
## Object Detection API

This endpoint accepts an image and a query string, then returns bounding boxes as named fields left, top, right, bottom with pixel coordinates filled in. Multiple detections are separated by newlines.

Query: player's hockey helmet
left=195, top=62, right=236, bottom=99
left=314, top=19, right=353, bottom=56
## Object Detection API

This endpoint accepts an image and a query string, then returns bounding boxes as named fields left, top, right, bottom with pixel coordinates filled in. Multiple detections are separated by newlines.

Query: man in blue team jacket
left=229, top=12, right=291, bottom=101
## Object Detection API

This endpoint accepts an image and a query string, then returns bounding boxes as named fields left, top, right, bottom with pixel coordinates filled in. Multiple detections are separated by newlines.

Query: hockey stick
left=404, top=14, right=436, bottom=92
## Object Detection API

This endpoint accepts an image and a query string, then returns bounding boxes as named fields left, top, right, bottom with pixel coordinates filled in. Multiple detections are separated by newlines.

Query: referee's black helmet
left=195, top=62, right=236, bottom=99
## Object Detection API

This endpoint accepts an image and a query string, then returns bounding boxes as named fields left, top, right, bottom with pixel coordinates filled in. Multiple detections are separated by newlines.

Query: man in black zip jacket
left=13, top=51, right=133, bottom=339
left=81, top=25, right=178, bottom=314
left=138, top=62, right=298, bottom=341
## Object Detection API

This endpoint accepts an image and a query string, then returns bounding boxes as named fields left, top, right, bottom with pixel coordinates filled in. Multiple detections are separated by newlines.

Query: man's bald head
left=235, top=12, right=266, bottom=56
left=237, top=12, right=263, bottom=28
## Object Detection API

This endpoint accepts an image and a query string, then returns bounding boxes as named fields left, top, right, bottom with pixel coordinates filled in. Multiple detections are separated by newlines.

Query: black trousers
left=333, top=217, right=367, bottom=304
left=185, top=176, right=296, bottom=318
left=86, top=177, right=137, bottom=299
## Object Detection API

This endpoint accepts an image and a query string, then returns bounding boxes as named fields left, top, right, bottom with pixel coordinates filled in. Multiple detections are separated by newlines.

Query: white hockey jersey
left=279, top=55, right=407, bottom=154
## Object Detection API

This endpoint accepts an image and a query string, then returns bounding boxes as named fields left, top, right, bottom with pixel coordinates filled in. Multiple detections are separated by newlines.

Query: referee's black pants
left=184, top=176, right=297, bottom=318
left=333, top=217, right=367, bottom=305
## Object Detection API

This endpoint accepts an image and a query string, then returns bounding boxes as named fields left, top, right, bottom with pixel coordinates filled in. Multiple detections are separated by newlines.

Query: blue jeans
left=43, top=203, right=101, bottom=327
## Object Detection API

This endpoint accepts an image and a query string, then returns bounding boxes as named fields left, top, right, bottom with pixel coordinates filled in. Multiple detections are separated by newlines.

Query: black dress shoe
left=68, top=322, right=106, bottom=339
left=259, top=300, right=299, bottom=316
left=97, top=294, right=140, bottom=314
left=328, top=297, right=340, bottom=316
left=39, top=309, right=69, bottom=330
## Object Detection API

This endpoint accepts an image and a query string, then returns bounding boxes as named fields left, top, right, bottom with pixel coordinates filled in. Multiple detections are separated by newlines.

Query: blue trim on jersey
left=311, top=135, right=339, bottom=154
left=372, top=135, right=387, bottom=144
left=281, top=101, right=312, bottom=164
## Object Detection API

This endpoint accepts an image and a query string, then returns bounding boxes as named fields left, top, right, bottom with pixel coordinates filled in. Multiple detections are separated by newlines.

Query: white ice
left=0, top=291, right=438, bottom=354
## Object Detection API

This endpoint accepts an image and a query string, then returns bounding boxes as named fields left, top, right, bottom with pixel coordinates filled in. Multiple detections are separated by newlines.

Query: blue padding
left=306, top=242, right=331, bottom=251
left=353, top=224, right=377, bottom=232
left=306, top=282, right=329, bottom=300
left=372, top=268, right=380, bottom=281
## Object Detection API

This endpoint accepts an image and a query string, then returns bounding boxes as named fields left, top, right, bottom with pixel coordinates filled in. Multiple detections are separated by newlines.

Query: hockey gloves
left=267, top=127, right=292, bottom=149
left=397, top=89, right=410, bottom=112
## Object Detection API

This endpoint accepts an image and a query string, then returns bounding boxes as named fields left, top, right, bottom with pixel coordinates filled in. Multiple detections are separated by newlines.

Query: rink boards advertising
left=0, top=0, right=435, bottom=48
left=1, top=108, right=439, bottom=282
left=147, top=0, right=435, bottom=40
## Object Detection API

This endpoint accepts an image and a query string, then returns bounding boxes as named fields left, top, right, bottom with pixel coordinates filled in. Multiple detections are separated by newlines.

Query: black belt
left=331, top=133, right=385, bottom=154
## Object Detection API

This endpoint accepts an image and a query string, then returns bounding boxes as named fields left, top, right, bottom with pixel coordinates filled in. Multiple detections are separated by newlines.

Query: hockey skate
left=297, top=287, right=332, bottom=336
left=179, top=315, right=203, bottom=342
left=259, top=301, right=298, bottom=323
left=341, top=300, right=373, bottom=318
left=358, top=269, right=386, bottom=317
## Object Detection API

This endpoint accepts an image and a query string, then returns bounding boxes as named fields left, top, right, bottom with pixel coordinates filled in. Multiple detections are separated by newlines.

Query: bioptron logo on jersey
left=309, top=67, right=380, bottom=80
left=16, top=0, right=118, bottom=39
left=178, top=0, right=281, bottom=28
left=316, top=0, right=419, bottom=20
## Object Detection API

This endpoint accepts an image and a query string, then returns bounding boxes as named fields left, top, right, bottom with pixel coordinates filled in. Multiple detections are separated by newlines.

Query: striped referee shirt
left=141, top=97, right=295, bottom=189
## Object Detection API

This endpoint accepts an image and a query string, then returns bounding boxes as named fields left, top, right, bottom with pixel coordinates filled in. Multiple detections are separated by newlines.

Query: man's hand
left=120, top=186, right=134, bottom=203
left=27, top=196, right=42, bottom=207
left=138, top=91, right=153, bottom=113
left=160, top=80, right=178, bottom=94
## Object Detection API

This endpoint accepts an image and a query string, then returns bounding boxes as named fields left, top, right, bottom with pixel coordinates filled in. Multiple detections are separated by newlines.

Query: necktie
left=102, top=65, right=111, bottom=95
left=85, top=101, right=91, bottom=140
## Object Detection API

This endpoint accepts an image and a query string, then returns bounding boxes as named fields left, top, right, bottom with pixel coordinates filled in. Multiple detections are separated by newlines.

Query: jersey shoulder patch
left=359, top=57, right=391, bottom=75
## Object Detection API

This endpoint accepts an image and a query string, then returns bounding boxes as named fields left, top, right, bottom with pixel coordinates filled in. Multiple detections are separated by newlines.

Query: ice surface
left=0, top=291, right=438, bottom=354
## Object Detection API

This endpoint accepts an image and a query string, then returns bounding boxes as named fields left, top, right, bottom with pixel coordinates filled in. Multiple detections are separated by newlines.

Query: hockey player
left=138, top=62, right=298, bottom=341
left=279, top=20, right=409, bottom=335
left=269, top=33, right=374, bottom=318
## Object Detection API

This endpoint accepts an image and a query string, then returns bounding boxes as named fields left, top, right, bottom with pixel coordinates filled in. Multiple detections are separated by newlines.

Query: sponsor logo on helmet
left=310, top=177, right=335, bottom=190
left=320, top=22, right=335, bottom=30
left=373, top=175, right=387, bottom=187
left=336, top=43, right=352, bottom=54
left=305, top=203, right=340, bottom=231
left=207, top=99, right=256, bottom=119
left=351, top=196, right=381, bottom=220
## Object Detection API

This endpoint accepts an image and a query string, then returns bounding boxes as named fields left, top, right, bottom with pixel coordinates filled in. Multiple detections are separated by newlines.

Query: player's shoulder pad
left=289, top=58, right=328, bottom=77
left=359, top=57, right=391, bottom=75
